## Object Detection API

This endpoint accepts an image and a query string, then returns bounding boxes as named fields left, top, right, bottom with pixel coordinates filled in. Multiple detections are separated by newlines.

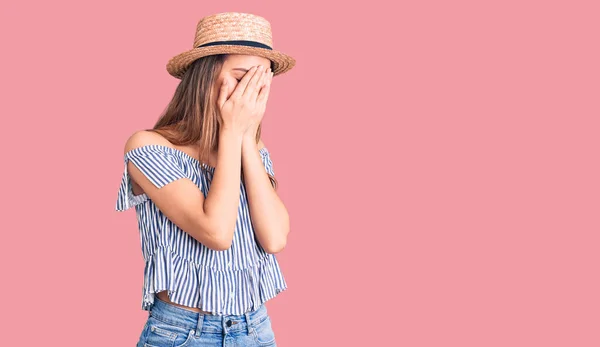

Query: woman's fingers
left=243, top=65, right=265, bottom=100
left=257, top=70, right=273, bottom=104
left=232, top=66, right=259, bottom=99
left=251, top=67, right=269, bottom=101
left=217, top=79, right=228, bottom=109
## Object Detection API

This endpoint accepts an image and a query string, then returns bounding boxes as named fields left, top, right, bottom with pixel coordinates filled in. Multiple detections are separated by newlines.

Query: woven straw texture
left=166, top=12, right=296, bottom=79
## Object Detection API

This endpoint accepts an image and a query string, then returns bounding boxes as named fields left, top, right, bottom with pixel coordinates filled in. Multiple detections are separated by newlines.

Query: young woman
left=115, top=12, right=295, bottom=347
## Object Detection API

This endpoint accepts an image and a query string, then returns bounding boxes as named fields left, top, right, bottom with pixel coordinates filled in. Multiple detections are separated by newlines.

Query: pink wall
left=2, top=0, right=599, bottom=346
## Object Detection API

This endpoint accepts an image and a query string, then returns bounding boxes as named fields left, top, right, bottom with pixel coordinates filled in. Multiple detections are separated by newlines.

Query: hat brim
left=166, top=45, right=296, bottom=79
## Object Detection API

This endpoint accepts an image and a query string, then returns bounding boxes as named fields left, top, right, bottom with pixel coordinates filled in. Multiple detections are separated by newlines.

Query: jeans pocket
left=251, top=316, right=277, bottom=346
left=136, top=322, right=150, bottom=347
left=143, top=317, right=195, bottom=347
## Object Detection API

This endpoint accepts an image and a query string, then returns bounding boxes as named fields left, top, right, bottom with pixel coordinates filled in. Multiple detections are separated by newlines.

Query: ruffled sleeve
left=115, top=145, right=187, bottom=211
left=259, top=147, right=275, bottom=176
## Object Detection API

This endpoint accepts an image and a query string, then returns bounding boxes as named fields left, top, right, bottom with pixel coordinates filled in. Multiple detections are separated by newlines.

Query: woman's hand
left=245, top=68, right=273, bottom=139
left=217, top=65, right=272, bottom=137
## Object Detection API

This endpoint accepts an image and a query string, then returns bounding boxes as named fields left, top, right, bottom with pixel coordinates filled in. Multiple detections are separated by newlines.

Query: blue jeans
left=136, top=295, right=277, bottom=346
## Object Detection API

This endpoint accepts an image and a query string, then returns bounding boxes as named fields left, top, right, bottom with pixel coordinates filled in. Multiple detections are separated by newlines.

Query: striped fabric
left=115, top=144, right=287, bottom=316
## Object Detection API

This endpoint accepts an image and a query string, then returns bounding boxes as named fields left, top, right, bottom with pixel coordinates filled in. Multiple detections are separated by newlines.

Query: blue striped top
left=115, top=144, right=287, bottom=316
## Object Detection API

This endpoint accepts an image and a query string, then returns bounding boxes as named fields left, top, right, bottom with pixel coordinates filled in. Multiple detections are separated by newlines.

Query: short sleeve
left=115, top=145, right=187, bottom=211
left=260, top=147, right=275, bottom=176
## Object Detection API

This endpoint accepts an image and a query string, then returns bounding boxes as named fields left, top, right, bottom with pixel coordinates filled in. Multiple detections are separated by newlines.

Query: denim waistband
left=148, top=294, right=269, bottom=336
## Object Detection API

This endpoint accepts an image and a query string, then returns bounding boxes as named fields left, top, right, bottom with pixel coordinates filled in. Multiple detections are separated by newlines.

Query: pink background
left=2, top=0, right=599, bottom=346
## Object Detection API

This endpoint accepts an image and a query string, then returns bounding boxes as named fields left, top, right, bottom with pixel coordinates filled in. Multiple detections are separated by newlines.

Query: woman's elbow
left=193, top=224, right=233, bottom=251
left=263, top=233, right=289, bottom=254
left=264, top=243, right=286, bottom=254
left=211, top=229, right=234, bottom=251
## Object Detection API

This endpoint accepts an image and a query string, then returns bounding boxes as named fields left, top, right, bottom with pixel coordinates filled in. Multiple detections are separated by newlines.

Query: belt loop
left=195, top=312, right=205, bottom=337
left=245, top=311, right=253, bottom=334
left=222, top=315, right=228, bottom=334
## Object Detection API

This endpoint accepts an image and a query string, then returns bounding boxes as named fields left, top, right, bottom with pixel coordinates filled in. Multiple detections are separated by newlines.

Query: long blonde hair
left=148, top=54, right=277, bottom=190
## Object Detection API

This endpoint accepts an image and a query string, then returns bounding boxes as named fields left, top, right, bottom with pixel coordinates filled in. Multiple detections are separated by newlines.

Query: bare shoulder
left=258, top=138, right=266, bottom=150
left=124, top=130, right=172, bottom=154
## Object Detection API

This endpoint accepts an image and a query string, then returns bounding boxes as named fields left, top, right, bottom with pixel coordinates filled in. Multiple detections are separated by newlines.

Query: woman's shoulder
left=124, top=129, right=173, bottom=155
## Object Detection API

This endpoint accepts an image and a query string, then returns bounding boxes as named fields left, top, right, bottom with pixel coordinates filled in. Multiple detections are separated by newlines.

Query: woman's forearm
left=242, top=137, right=290, bottom=253
left=202, top=128, right=244, bottom=248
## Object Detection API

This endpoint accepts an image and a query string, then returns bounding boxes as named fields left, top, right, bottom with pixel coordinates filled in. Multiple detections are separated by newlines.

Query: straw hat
left=166, top=12, right=296, bottom=79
